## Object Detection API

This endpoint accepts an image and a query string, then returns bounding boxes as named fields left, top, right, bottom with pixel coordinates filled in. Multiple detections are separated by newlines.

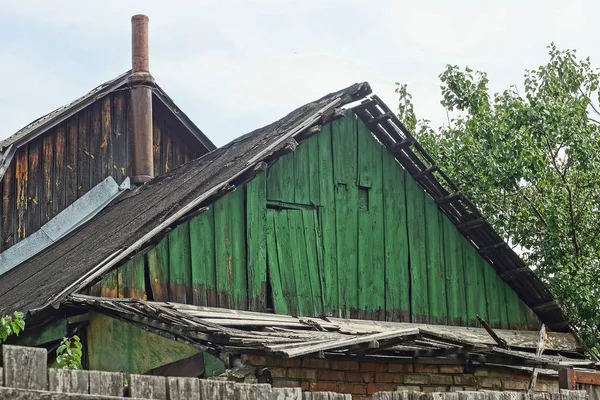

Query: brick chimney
left=129, top=14, right=154, bottom=184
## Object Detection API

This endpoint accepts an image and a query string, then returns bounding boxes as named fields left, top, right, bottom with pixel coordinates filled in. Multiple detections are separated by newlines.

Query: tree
left=397, top=44, right=600, bottom=349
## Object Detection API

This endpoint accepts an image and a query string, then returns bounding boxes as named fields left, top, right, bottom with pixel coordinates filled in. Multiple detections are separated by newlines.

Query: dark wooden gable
left=0, top=90, right=211, bottom=252
left=90, top=111, right=539, bottom=330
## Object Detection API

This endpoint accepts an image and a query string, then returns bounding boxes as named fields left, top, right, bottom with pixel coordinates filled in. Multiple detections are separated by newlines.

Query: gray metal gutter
left=0, top=176, right=130, bottom=275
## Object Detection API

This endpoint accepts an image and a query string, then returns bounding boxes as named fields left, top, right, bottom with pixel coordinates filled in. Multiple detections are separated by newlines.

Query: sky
left=0, top=1, right=597, bottom=147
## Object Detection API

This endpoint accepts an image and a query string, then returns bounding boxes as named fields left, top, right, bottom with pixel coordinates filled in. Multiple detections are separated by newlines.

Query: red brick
left=414, top=364, right=439, bottom=373
left=503, top=380, right=528, bottom=391
left=430, top=375, right=454, bottom=385
left=339, top=383, right=368, bottom=395
left=360, top=362, right=388, bottom=372
left=404, top=375, right=429, bottom=385
left=302, top=358, right=330, bottom=369
left=287, top=368, right=316, bottom=380
left=331, top=360, right=360, bottom=371
left=269, top=367, right=287, bottom=378
left=375, top=373, right=403, bottom=384
left=453, top=375, right=475, bottom=385
left=439, top=365, right=464, bottom=374
left=347, top=372, right=375, bottom=383
left=388, top=363, right=413, bottom=373
left=367, top=383, right=396, bottom=394
left=422, top=386, right=449, bottom=393
left=300, top=381, right=310, bottom=391
left=479, top=378, right=502, bottom=389
left=513, top=371, right=531, bottom=380
left=310, top=382, right=339, bottom=392
left=244, top=355, right=267, bottom=365
left=282, top=358, right=301, bottom=367
left=317, top=370, right=346, bottom=381
left=273, top=379, right=300, bottom=388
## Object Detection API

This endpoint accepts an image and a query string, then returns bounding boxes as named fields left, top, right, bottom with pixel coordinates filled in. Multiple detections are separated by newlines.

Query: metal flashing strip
left=0, top=176, right=130, bottom=275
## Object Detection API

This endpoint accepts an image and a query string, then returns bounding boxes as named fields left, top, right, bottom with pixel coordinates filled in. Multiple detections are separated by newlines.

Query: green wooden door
left=266, top=208, right=324, bottom=317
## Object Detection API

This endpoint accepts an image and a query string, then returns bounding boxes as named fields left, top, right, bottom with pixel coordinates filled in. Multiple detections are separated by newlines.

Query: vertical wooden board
left=101, top=96, right=113, bottom=178
left=90, top=103, right=103, bottom=186
left=303, top=210, right=324, bottom=315
left=317, top=125, right=337, bottom=315
left=266, top=211, right=287, bottom=314
left=306, top=137, right=320, bottom=205
left=525, top=302, right=541, bottom=330
left=42, top=132, right=54, bottom=224
left=27, top=138, right=41, bottom=236
left=496, top=275, right=509, bottom=329
left=442, top=216, right=463, bottom=325
left=119, top=253, right=147, bottom=300
left=288, top=210, right=311, bottom=316
left=246, top=173, right=267, bottom=311
left=229, top=187, right=248, bottom=310
left=461, top=241, right=480, bottom=326
left=405, top=176, right=428, bottom=323
left=2, top=163, right=16, bottom=249
left=112, top=92, right=127, bottom=182
left=483, top=261, right=501, bottom=328
left=266, top=152, right=295, bottom=203
left=383, top=155, right=410, bottom=322
left=152, top=117, right=162, bottom=176
left=147, top=239, right=169, bottom=302
left=424, top=198, right=446, bottom=324
left=504, top=284, right=526, bottom=329
left=66, top=118, right=79, bottom=205
left=266, top=156, right=283, bottom=201
left=332, top=114, right=359, bottom=318
left=475, top=255, right=489, bottom=322
left=163, top=129, right=172, bottom=173
left=99, top=270, right=119, bottom=298
left=190, top=208, right=216, bottom=307
left=78, top=108, right=91, bottom=197
left=293, top=141, right=310, bottom=204
left=53, top=125, right=66, bottom=217
left=168, top=222, right=192, bottom=304
left=272, top=210, right=299, bottom=315
left=356, top=123, right=385, bottom=320
left=15, top=145, right=29, bottom=241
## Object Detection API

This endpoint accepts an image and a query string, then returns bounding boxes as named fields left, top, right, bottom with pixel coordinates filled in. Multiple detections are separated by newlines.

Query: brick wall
left=241, top=355, right=560, bottom=400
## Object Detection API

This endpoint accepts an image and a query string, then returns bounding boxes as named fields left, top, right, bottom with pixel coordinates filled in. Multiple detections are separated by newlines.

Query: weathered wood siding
left=0, top=92, right=207, bottom=252
left=91, top=112, right=539, bottom=329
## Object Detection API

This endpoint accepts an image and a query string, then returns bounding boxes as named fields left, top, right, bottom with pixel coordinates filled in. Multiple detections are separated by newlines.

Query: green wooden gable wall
left=89, top=112, right=540, bottom=329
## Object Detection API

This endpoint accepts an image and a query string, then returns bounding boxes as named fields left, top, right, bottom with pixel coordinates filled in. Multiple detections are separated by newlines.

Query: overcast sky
left=0, top=1, right=597, bottom=147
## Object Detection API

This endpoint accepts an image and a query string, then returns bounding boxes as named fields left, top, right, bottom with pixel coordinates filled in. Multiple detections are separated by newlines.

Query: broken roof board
left=0, top=82, right=571, bottom=335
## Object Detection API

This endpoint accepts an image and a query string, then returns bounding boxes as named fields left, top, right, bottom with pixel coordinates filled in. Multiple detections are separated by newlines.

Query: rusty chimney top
left=129, top=14, right=154, bottom=184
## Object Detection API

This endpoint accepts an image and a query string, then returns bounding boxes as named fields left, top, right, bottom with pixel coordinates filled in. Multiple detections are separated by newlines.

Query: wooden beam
left=435, top=192, right=464, bottom=205
left=500, top=267, right=531, bottom=280
left=478, top=242, right=507, bottom=254
left=476, top=315, right=508, bottom=349
left=388, top=138, right=415, bottom=153
left=366, top=112, right=393, bottom=126
left=531, top=301, right=560, bottom=312
left=144, top=353, right=205, bottom=377
left=559, top=368, right=576, bottom=390
left=414, top=166, right=439, bottom=180
left=528, top=324, right=547, bottom=392
left=457, top=218, right=485, bottom=231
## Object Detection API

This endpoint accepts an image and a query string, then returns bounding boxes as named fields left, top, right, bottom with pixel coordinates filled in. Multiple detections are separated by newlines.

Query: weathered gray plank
left=457, top=392, right=487, bottom=400
left=2, top=345, right=47, bottom=390
left=233, top=383, right=271, bottom=399
left=560, top=390, right=588, bottom=400
left=0, top=386, right=142, bottom=399
left=272, top=387, right=303, bottom=400
left=88, top=371, right=123, bottom=397
left=166, top=377, right=199, bottom=400
left=48, top=369, right=89, bottom=394
left=129, top=374, right=167, bottom=399
left=198, top=380, right=235, bottom=399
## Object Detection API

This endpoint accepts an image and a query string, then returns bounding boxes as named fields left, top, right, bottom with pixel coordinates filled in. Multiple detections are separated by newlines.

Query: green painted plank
left=462, top=241, right=480, bottom=326
left=317, top=125, right=338, bottom=315
left=332, top=114, right=359, bottom=318
left=483, top=261, right=502, bottom=328
left=267, top=152, right=295, bottom=203
left=356, top=122, right=385, bottom=320
left=246, top=173, right=267, bottom=311
left=266, top=210, right=287, bottom=314
left=475, top=255, right=489, bottom=323
left=99, top=270, right=119, bottom=298
left=17, top=318, right=67, bottom=346
left=497, top=276, right=509, bottom=329
left=289, top=210, right=311, bottom=316
left=294, top=141, right=310, bottom=205
left=442, top=216, right=466, bottom=325
left=405, top=177, right=428, bottom=323
left=273, top=210, right=300, bottom=316
left=383, top=155, right=410, bottom=322
left=190, top=208, right=216, bottom=307
left=307, top=137, right=320, bottom=205
left=119, top=253, right=147, bottom=300
left=215, top=192, right=234, bottom=309
left=230, top=187, right=247, bottom=310
left=147, top=238, right=169, bottom=302
left=303, top=209, right=324, bottom=316
left=504, top=283, right=523, bottom=329
left=168, top=222, right=192, bottom=304
left=424, top=198, right=447, bottom=324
